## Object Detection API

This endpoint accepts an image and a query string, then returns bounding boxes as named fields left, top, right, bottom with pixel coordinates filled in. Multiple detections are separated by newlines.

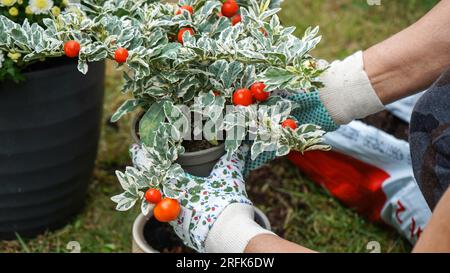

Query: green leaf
left=111, top=192, right=138, bottom=211
left=259, top=67, right=294, bottom=90
left=111, top=99, right=144, bottom=122
left=10, top=28, right=28, bottom=48
left=77, top=59, right=89, bottom=75
left=139, top=102, right=165, bottom=147
left=222, top=61, right=243, bottom=89
left=140, top=199, right=151, bottom=215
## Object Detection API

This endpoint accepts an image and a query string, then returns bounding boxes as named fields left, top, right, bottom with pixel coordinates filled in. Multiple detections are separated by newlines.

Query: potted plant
left=73, top=0, right=330, bottom=247
left=0, top=1, right=105, bottom=239
left=100, top=0, right=330, bottom=221
left=0, top=0, right=331, bottom=249
left=132, top=206, right=270, bottom=253
left=103, top=0, right=330, bottom=253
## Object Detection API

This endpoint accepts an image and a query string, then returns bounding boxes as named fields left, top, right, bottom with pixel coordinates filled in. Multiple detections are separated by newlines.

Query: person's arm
left=313, top=1, right=450, bottom=127
left=245, top=234, right=315, bottom=253
left=244, top=188, right=450, bottom=253
left=242, top=3, right=450, bottom=254
left=364, top=0, right=450, bottom=104
left=413, top=188, right=450, bottom=253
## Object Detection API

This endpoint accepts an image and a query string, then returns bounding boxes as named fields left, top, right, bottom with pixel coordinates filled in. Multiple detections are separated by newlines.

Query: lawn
left=0, top=0, right=438, bottom=253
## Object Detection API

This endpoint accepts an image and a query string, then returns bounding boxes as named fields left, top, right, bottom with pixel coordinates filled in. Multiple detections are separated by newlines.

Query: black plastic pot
left=131, top=113, right=226, bottom=177
left=0, top=60, right=105, bottom=239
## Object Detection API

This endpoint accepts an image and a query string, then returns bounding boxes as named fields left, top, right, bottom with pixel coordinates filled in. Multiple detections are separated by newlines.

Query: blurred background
left=0, top=0, right=439, bottom=253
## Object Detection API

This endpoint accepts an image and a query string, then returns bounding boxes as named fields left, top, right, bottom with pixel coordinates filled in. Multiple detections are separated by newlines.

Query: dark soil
left=246, top=158, right=291, bottom=237
left=143, top=209, right=265, bottom=253
left=360, top=110, right=410, bottom=142
left=182, top=140, right=222, bottom=153
left=143, top=217, right=195, bottom=253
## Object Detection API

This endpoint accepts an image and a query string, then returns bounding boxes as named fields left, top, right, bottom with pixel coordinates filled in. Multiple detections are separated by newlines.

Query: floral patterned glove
left=132, top=145, right=274, bottom=253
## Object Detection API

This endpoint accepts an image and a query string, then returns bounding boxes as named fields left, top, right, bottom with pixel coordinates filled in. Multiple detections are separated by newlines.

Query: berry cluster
left=145, top=188, right=181, bottom=222
left=232, top=82, right=297, bottom=130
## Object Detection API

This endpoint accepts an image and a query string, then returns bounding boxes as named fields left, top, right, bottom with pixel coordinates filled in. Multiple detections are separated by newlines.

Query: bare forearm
left=413, top=189, right=450, bottom=253
left=364, top=0, right=450, bottom=104
left=244, top=234, right=316, bottom=253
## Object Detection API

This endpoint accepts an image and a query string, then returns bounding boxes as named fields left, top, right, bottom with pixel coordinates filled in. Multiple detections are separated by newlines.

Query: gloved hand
left=245, top=51, right=385, bottom=173
left=131, top=145, right=275, bottom=253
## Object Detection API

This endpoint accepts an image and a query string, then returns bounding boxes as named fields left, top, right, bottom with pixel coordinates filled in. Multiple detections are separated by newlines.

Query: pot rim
left=130, top=111, right=225, bottom=157
left=132, top=207, right=271, bottom=253
left=21, top=59, right=78, bottom=80
left=178, top=142, right=225, bottom=158
left=132, top=211, right=159, bottom=253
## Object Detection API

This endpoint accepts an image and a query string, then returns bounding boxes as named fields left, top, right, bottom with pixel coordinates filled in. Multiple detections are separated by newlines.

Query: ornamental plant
left=0, top=0, right=331, bottom=220
left=0, top=0, right=70, bottom=81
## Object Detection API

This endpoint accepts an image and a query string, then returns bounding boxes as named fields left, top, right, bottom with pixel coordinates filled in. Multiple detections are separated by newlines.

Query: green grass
left=0, top=0, right=438, bottom=253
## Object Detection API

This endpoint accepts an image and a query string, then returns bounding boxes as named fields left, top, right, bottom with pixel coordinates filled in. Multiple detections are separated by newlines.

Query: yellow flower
left=51, top=5, right=60, bottom=16
left=17, top=0, right=23, bottom=4
left=7, top=52, right=21, bottom=62
left=62, top=0, right=69, bottom=7
left=8, top=6, right=19, bottom=16
left=0, top=0, right=16, bottom=7
left=29, top=0, right=53, bottom=15
left=25, top=5, right=32, bottom=14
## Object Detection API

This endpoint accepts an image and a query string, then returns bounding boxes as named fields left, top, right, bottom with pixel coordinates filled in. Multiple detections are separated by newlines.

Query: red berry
left=282, top=119, right=298, bottom=130
left=64, top=40, right=80, bottom=58
left=250, top=82, right=269, bottom=102
left=178, top=27, right=194, bottom=44
left=221, top=0, right=239, bottom=18
left=231, top=14, right=242, bottom=25
left=175, top=5, right=194, bottom=15
left=233, top=88, right=253, bottom=106
left=145, top=188, right=162, bottom=204
left=114, top=47, right=129, bottom=64
left=153, top=198, right=181, bottom=222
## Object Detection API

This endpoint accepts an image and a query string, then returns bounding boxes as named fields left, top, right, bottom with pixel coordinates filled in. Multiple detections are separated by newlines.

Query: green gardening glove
left=244, top=91, right=338, bottom=175
left=288, top=91, right=340, bottom=132
left=245, top=51, right=387, bottom=174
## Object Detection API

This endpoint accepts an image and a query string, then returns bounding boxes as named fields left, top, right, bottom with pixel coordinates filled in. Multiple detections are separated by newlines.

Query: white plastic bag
left=385, top=92, right=424, bottom=123
left=324, top=121, right=431, bottom=244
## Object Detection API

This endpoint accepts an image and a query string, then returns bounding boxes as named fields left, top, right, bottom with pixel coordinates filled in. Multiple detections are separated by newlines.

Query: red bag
left=288, top=121, right=431, bottom=244
left=288, top=150, right=388, bottom=222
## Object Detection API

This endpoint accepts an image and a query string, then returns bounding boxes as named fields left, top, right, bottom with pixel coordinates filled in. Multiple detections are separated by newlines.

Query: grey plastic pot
left=132, top=207, right=271, bottom=253
left=0, top=60, right=105, bottom=239
left=131, top=113, right=226, bottom=177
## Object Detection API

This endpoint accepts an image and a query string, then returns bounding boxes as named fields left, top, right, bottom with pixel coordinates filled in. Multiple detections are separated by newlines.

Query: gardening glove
left=131, top=145, right=275, bottom=253
left=306, top=51, right=384, bottom=126
left=245, top=51, right=385, bottom=173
